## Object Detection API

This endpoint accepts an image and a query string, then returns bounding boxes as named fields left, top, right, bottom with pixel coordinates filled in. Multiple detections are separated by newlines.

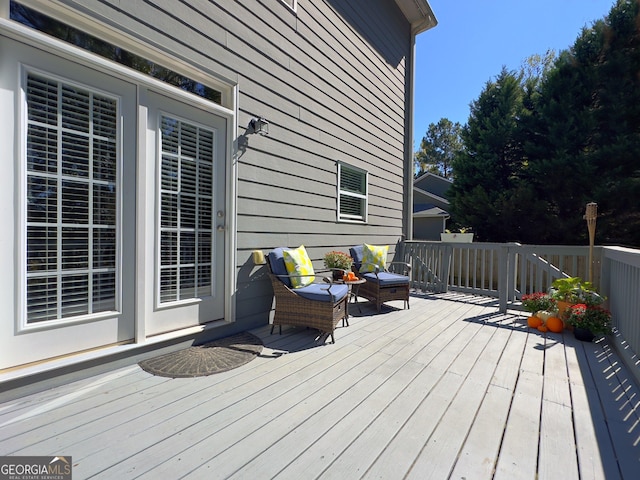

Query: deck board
left=1, top=292, right=639, bottom=479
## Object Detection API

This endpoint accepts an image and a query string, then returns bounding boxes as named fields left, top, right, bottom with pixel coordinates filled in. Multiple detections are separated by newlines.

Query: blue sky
left=413, top=0, right=617, bottom=149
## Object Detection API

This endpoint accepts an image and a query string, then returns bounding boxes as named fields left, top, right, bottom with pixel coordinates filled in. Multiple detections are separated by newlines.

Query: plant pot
left=332, top=270, right=344, bottom=281
left=440, top=233, right=474, bottom=243
left=573, top=327, right=596, bottom=342
left=556, top=301, right=574, bottom=322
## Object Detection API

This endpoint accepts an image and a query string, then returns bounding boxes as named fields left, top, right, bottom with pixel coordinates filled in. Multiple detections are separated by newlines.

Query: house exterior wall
left=414, top=172, right=452, bottom=203
left=414, top=188, right=449, bottom=212
left=231, top=0, right=413, bottom=325
left=72, top=0, right=414, bottom=329
left=412, top=173, right=451, bottom=240
left=0, top=0, right=418, bottom=372
left=413, top=218, right=443, bottom=241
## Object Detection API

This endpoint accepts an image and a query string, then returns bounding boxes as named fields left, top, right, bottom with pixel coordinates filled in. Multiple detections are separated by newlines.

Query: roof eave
left=394, top=0, right=438, bottom=35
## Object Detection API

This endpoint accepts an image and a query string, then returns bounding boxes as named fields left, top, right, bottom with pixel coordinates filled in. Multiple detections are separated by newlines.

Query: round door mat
left=138, top=332, right=263, bottom=378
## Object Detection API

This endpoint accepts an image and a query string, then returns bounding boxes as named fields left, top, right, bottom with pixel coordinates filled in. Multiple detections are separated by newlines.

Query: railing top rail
left=602, top=246, right=640, bottom=267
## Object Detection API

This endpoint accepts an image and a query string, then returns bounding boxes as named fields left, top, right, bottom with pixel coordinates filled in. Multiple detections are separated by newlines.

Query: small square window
left=337, top=163, right=368, bottom=223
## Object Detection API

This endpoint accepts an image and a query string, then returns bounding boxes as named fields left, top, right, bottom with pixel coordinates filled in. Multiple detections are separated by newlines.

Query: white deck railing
left=399, top=240, right=640, bottom=378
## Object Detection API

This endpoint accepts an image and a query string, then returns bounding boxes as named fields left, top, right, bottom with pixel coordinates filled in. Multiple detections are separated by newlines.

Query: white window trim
left=337, top=162, right=368, bottom=224
left=279, top=0, right=298, bottom=12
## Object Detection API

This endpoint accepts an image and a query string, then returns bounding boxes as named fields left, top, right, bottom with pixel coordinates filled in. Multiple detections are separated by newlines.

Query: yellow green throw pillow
left=360, top=243, right=389, bottom=273
left=283, top=245, right=315, bottom=288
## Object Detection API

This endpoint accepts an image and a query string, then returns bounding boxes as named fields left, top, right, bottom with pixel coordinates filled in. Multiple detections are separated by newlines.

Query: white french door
left=144, top=90, right=227, bottom=336
left=0, top=33, right=229, bottom=370
left=0, top=37, right=136, bottom=369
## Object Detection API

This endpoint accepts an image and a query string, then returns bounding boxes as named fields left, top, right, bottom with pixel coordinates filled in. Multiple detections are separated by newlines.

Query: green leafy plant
left=565, top=303, right=612, bottom=336
left=521, top=292, right=556, bottom=313
left=323, top=251, right=353, bottom=271
left=445, top=227, right=472, bottom=234
left=549, top=277, right=604, bottom=306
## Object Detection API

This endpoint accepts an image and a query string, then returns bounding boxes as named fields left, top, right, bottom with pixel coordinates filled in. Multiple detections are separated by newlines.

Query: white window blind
left=159, top=116, right=214, bottom=303
left=338, top=163, right=368, bottom=222
left=25, top=73, right=118, bottom=323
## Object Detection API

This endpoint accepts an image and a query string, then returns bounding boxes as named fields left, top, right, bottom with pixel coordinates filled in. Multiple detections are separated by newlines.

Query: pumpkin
left=537, top=324, right=548, bottom=333
left=527, top=316, right=542, bottom=328
left=546, top=316, right=564, bottom=333
left=536, top=310, right=553, bottom=321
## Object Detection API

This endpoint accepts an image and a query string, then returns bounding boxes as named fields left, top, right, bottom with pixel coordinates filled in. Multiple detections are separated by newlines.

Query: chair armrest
left=273, top=272, right=334, bottom=284
left=387, top=262, right=411, bottom=275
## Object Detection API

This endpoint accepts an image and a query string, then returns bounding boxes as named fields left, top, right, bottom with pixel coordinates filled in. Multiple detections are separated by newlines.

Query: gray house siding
left=0, top=0, right=431, bottom=379
left=233, top=1, right=413, bottom=326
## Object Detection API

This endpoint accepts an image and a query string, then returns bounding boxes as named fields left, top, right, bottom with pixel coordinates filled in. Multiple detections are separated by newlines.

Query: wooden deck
left=1, top=292, right=639, bottom=479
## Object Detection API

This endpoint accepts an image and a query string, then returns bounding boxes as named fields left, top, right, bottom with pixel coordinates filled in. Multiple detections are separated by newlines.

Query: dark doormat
left=138, top=331, right=263, bottom=378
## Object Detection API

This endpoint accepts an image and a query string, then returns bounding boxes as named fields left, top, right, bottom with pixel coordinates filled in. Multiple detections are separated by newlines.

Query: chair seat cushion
left=363, top=271, right=409, bottom=286
left=294, top=283, right=349, bottom=303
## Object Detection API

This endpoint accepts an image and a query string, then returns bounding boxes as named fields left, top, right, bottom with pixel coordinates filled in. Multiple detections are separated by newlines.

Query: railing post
left=498, top=244, right=510, bottom=313
left=441, top=244, right=452, bottom=293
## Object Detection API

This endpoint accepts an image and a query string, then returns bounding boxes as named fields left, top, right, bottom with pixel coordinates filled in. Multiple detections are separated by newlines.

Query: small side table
left=336, top=278, right=366, bottom=322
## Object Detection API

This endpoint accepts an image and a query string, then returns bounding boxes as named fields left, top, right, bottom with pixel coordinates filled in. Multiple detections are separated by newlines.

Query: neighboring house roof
left=414, top=171, right=453, bottom=195
left=413, top=186, right=448, bottom=206
left=394, top=0, right=438, bottom=35
left=413, top=203, right=450, bottom=218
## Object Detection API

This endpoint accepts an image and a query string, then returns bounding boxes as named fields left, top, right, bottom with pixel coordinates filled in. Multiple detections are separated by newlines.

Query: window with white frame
left=158, top=115, right=214, bottom=303
left=337, top=163, right=368, bottom=223
left=25, top=72, right=119, bottom=323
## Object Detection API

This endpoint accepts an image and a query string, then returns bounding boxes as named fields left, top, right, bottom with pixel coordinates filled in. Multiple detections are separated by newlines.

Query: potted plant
left=521, top=292, right=556, bottom=314
left=323, top=251, right=353, bottom=280
left=565, top=303, right=612, bottom=341
left=549, top=277, right=604, bottom=319
left=440, top=227, right=474, bottom=243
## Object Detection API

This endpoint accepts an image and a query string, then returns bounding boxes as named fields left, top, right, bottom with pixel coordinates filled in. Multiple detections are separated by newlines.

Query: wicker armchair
left=349, top=245, right=411, bottom=313
left=266, top=248, right=349, bottom=343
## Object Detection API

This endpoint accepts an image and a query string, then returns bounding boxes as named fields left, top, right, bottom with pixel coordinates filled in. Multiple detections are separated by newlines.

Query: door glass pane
left=159, top=115, right=214, bottom=302
left=25, top=72, right=119, bottom=323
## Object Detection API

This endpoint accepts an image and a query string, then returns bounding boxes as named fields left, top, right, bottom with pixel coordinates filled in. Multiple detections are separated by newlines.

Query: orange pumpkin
left=546, top=316, right=564, bottom=333
left=527, top=316, right=542, bottom=328
left=537, top=325, right=548, bottom=333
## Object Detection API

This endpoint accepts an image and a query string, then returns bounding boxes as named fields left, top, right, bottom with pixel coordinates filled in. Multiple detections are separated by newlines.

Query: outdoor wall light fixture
left=248, top=117, right=269, bottom=136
